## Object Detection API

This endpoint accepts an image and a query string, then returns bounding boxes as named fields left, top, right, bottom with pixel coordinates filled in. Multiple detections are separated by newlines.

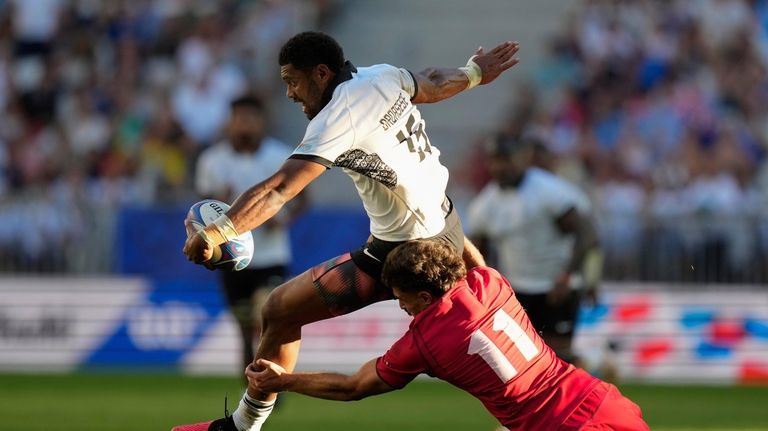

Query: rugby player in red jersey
left=250, top=240, right=649, bottom=431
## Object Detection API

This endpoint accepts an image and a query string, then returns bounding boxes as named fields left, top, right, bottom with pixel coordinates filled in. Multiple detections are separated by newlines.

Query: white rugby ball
left=185, top=199, right=254, bottom=271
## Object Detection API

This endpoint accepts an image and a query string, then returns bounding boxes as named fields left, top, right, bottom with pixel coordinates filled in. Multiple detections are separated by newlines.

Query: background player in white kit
left=177, top=31, right=520, bottom=431
left=467, top=133, right=602, bottom=365
left=195, top=94, right=308, bottom=379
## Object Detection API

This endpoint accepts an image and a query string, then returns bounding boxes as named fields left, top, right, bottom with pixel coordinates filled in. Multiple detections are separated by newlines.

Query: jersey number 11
left=468, top=309, right=540, bottom=382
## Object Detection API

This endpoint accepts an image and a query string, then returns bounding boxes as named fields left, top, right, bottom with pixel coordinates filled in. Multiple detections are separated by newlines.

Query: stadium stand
left=1, top=1, right=766, bottom=284
left=458, top=0, right=768, bottom=284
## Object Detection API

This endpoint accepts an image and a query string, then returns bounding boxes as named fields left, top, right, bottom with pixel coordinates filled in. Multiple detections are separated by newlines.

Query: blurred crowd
left=465, top=0, right=768, bottom=283
left=2, top=0, right=768, bottom=283
left=0, top=0, right=336, bottom=271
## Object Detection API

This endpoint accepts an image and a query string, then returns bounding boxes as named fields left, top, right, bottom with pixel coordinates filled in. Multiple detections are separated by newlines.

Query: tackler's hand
left=248, top=359, right=289, bottom=393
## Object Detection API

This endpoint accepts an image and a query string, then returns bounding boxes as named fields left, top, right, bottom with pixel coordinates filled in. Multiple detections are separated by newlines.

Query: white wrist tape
left=196, top=228, right=214, bottom=245
left=196, top=229, right=222, bottom=262
left=459, top=55, right=482, bottom=89
left=212, top=214, right=240, bottom=242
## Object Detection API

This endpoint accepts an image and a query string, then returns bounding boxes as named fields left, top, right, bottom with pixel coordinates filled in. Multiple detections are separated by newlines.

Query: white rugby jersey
left=467, top=168, right=592, bottom=294
left=291, top=64, right=449, bottom=242
left=196, top=137, right=293, bottom=268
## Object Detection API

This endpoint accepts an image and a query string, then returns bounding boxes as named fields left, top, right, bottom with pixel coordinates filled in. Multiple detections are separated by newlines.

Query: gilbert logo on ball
left=185, top=199, right=254, bottom=271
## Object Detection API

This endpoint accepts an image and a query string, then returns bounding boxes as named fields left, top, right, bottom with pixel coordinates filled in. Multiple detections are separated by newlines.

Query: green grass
left=0, top=373, right=766, bottom=430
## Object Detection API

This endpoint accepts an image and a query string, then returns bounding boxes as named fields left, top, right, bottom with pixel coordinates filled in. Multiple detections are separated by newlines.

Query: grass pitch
left=0, top=373, right=766, bottom=430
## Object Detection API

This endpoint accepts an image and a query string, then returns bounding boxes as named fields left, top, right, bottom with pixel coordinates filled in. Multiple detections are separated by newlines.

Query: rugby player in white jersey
left=176, top=31, right=519, bottom=431
left=467, top=133, right=602, bottom=366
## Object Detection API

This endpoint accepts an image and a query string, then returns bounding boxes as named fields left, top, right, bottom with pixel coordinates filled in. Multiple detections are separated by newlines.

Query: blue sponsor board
left=744, top=318, right=768, bottom=340
left=82, top=278, right=225, bottom=369
left=93, top=205, right=370, bottom=369
left=680, top=308, right=717, bottom=330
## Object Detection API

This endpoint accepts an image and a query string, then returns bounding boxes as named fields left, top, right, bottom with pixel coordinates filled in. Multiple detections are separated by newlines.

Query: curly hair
left=381, top=240, right=466, bottom=297
left=278, top=31, right=344, bottom=73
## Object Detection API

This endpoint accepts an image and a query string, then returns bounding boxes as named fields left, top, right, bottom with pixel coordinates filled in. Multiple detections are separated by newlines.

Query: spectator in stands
left=462, top=0, right=768, bottom=283
left=0, top=0, right=767, bottom=284
left=0, top=0, right=335, bottom=273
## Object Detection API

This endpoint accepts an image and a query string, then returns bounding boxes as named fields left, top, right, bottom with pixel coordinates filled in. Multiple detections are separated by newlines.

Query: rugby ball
left=185, top=199, right=254, bottom=271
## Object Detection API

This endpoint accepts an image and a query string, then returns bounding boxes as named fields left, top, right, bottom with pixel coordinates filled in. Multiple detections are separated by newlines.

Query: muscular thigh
left=263, top=270, right=337, bottom=327
left=311, top=253, right=393, bottom=316
left=309, top=200, right=465, bottom=317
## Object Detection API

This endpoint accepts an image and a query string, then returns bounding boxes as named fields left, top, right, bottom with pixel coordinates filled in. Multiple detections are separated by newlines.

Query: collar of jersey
left=320, top=61, right=357, bottom=109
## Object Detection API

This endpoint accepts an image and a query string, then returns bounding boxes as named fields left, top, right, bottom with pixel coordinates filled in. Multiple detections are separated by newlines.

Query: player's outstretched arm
left=248, top=358, right=394, bottom=402
left=225, top=158, right=321, bottom=234
left=183, top=158, right=325, bottom=265
left=410, top=41, right=519, bottom=104
left=463, top=236, right=486, bottom=269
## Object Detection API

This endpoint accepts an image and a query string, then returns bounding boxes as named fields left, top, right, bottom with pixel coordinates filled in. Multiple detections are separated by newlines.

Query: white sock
left=232, top=391, right=275, bottom=431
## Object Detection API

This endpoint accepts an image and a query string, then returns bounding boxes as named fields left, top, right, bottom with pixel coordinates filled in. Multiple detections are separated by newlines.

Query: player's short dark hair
left=230, top=94, right=265, bottom=113
left=485, top=133, right=532, bottom=158
left=381, top=240, right=466, bottom=298
left=278, top=31, right=345, bottom=73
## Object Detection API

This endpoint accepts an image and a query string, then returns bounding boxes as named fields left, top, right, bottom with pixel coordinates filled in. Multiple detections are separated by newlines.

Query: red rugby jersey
left=376, top=267, right=601, bottom=430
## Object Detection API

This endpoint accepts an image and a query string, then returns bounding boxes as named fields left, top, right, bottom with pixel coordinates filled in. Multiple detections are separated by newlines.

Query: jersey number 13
left=395, top=113, right=432, bottom=161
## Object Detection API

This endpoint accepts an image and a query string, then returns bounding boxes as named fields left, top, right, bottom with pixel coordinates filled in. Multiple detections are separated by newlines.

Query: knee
left=260, top=288, right=291, bottom=328
left=258, top=271, right=330, bottom=332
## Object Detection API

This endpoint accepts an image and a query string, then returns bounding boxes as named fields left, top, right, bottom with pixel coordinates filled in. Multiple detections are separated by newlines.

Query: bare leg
left=246, top=269, right=334, bottom=401
left=228, top=252, right=388, bottom=430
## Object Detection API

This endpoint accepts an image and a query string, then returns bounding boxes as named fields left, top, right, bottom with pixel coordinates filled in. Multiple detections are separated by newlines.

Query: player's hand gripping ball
left=185, top=199, right=254, bottom=271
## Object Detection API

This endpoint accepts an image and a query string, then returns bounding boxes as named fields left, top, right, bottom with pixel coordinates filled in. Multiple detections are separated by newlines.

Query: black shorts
left=311, top=198, right=464, bottom=316
left=219, top=264, right=287, bottom=308
left=516, top=290, right=580, bottom=337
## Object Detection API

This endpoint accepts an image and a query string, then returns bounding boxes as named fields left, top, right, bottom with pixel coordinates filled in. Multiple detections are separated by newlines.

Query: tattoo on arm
left=411, top=67, right=470, bottom=104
